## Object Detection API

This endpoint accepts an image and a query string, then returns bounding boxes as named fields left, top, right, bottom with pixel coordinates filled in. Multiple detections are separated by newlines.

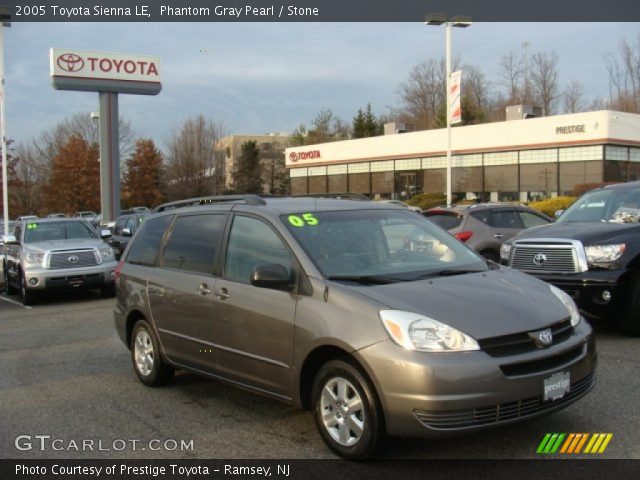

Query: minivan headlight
left=23, top=249, right=44, bottom=266
left=500, top=243, right=512, bottom=262
left=379, top=310, right=479, bottom=352
left=549, top=285, right=581, bottom=327
left=584, top=244, right=625, bottom=264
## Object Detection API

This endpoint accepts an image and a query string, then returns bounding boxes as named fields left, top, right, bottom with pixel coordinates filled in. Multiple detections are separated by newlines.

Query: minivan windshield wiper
left=326, top=275, right=400, bottom=285
left=409, top=268, right=486, bottom=280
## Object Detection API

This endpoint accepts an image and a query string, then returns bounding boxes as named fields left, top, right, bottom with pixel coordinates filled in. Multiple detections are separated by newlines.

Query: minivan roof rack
left=291, top=193, right=370, bottom=201
left=152, top=194, right=267, bottom=213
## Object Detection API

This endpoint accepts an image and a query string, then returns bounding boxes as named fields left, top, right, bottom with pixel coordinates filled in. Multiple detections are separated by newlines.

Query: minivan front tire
left=131, top=319, right=175, bottom=386
left=311, top=359, right=386, bottom=460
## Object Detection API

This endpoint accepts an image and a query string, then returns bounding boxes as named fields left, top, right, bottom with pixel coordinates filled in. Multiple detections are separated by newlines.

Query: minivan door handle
left=198, top=283, right=212, bottom=295
left=493, top=234, right=504, bottom=239
left=214, top=288, right=231, bottom=300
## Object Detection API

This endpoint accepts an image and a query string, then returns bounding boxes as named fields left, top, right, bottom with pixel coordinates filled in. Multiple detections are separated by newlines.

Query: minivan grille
left=48, top=250, right=98, bottom=269
left=414, top=374, right=594, bottom=430
left=499, top=345, right=585, bottom=377
left=510, top=245, right=578, bottom=273
left=479, top=320, right=574, bottom=357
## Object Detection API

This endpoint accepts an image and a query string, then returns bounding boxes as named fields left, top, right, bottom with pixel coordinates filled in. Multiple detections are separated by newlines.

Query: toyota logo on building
left=68, top=255, right=79, bottom=264
left=533, top=252, right=547, bottom=266
left=289, top=152, right=299, bottom=163
left=57, top=53, right=85, bottom=73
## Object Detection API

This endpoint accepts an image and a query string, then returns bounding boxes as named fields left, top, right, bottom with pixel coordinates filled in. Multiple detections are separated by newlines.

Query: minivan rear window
left=126, top=215, right=172, bottom=266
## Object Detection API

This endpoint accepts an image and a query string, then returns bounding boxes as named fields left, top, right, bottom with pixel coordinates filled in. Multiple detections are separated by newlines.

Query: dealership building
left=285, top=110, right=640, bottom=202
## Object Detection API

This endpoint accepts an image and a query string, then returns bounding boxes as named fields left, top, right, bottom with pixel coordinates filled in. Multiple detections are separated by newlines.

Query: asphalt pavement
left=0, top=290, right=638, bottom=459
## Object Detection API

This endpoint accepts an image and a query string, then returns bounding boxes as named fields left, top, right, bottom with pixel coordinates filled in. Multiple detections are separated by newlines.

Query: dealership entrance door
left=395, top=171, right=423, bottom=200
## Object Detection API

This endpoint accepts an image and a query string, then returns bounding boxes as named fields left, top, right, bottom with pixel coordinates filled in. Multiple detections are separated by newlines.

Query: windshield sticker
left=26, top=223, right=38, bottom=230
left=610, top=207, right=640, bottom=224
left=288, top=213, right=319, bottom=227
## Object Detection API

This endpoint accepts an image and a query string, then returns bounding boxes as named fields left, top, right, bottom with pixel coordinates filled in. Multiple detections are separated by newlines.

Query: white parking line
left=0, top=294, right=32, bottom=309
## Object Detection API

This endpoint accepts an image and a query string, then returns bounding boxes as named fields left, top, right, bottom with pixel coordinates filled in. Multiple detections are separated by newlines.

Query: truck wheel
left=619, top=272, right=640, bottom=336
left=311, top=359, right=387, bottom=459
left=5, top=268, right=18, bottom=295
left=131, top=319, right=174, bottom=386
left=20, top=271, right=37, bottom=306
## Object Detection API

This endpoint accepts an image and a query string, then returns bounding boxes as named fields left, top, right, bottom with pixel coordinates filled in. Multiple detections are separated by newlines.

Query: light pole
left=0, top=7, right=10, bottom=237
left=425, top=14, right=471, bottom=207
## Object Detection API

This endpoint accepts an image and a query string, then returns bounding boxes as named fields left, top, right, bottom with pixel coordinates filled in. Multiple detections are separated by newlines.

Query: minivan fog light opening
left=379, top=310, right=479, bottom=352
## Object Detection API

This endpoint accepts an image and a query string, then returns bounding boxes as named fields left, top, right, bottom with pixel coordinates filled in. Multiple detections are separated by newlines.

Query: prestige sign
left=50, top=48, right=162, bottom=95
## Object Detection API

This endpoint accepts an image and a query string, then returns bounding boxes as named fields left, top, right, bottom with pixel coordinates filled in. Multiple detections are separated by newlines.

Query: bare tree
left=563, top=80, right=586, bottom=113
left=530, top=52, right=560, bottom=115
left=11, top=142, right=48, bottom=215
left=605, top=35, right=640, bottom=113
left=396, top=58, right=461, bottom=130
left=164, top=114, right=225, bottom=200
left=498, top=51, right=524, bottom=105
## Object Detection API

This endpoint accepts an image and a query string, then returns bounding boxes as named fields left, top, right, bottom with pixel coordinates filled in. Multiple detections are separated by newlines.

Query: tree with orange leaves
left=122, top=139, right=164, bottom=209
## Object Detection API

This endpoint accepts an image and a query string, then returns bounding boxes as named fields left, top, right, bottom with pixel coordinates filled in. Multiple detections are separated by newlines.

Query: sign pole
left=99, top=92, right=120, bottom=223
left=0, top=22, right=8, bottom=236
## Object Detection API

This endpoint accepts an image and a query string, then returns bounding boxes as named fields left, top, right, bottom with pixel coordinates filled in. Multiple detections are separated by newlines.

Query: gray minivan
left=114, top=195, right=596, bottom=459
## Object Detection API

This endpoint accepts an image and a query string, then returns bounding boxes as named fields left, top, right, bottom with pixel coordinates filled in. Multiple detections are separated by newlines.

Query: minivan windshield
left=283, top=209, right=487, bottom=282
left=23, top=221, right=98, bottom=243
left=558, top=187, right=640, bottom=224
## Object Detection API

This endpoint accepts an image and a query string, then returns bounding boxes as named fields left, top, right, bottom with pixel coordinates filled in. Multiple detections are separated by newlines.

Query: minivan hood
left=23, top=238, right=106, bottom=253
left=510, top=221, right=640, bottom=245
left=342, top=268, right=569, bottom=340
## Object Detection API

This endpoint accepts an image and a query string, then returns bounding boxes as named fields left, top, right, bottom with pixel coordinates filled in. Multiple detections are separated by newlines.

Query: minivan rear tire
left=131, top=319, right=175, bottom=386
left=311, top=359, right=386, bottom=460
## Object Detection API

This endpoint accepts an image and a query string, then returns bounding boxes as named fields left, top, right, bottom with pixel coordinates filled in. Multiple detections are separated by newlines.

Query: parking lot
left=0, top=290, right=638, bottom=459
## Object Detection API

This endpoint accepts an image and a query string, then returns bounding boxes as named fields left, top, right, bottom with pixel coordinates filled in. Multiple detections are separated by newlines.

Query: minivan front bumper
left=354, top=320, right=596, bottom=438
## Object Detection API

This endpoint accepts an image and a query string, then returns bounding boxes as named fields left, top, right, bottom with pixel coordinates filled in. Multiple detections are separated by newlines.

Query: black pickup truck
left=501, top=181, right=640, bottom=335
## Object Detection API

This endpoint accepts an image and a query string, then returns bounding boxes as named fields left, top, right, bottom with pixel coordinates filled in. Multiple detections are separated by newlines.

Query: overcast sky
left=4, top=22, right=639, bottom=149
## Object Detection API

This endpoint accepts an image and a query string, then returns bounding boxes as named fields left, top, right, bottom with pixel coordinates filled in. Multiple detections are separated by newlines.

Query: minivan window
left=126, top=215, right=172, bottom=266
left=225, top=216, right=293, bottom=284
left=283, top=209, right=486, bottom=280
left=162, top=214, right=226, bottom=275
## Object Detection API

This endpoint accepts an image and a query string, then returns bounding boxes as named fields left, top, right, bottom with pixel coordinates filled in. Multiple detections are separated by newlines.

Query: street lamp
left=0, top=7, right=10, bottom=237
left=425, top=13, right=471, bottom=207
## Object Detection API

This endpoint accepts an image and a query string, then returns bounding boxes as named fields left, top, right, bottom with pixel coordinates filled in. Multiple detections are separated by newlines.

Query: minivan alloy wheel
left=134, top=330, right=154, bottom=376
left=320, top=377, right=365, bottom=446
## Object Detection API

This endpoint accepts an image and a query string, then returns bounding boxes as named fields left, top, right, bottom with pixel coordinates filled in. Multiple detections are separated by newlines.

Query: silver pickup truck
left=3, top=218, right=118, bottom=305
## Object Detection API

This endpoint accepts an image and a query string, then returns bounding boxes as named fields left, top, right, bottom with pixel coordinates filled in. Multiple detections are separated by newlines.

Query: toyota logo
left=538, top=329, right=553, bottom=346
left=528, top=328, right=553, bottom=348
left=289, top=152, right=299, bottom=163
left=57, top=53, right=85, bottom=73
left=68, top=255, right=79, bottom=264
left=532, top=253, right=547, bottom=266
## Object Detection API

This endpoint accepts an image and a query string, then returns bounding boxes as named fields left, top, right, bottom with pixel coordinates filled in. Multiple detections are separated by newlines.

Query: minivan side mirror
left=554, top=209, right=565, bottom=219
left=251, top=264, right=291, bottom=290
left=122, top=228, right=132, bottom=237
left=2, top=235, right=18, bottom=245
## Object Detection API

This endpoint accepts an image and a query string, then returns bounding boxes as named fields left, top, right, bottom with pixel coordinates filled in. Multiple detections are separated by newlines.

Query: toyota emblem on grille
left=533, top=252, right=547, bottom=265
left=68, top=255, right=79, bottom=263
left=529, top=328, right=553, bottom=348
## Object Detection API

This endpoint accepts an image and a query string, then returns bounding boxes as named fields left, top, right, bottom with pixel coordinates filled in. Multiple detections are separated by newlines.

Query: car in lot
left=47, top=213, right=68, bottom=218
left=115, top=194, right=595, bottom=459
left=502, top=181, right=640, bottom=335
left=108, top=212, right=147, bottom=259
left=16, top=215, right=38, bottom=222
left=424, top=204, right=552, bottom=262
left=75, top=211, right=98, bottom=222
left=3, top=218, right=117, bottom=305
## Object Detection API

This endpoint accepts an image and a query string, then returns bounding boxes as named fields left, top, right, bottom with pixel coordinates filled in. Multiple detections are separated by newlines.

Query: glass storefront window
left=290, top=177, right=307, bottom=195
left=308, top=175, right=328, bottom=194
left=328, top=174, right=348, bottom=193
left=452, top=167, right=482, bottom=193
left=604, top=160, right=629, bottom=183
left=371, top=172, right=394, bottom=194
left=559, top=161, right=603, bottom=195
left=423, top=169, right=445, bottom=194
left=520, top=162, right=558, bottom=194
left=348, top=173, right=370, bottom=194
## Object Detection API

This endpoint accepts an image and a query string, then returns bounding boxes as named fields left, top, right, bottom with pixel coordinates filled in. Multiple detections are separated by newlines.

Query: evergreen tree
left=232, top=141, right=264, bottom=194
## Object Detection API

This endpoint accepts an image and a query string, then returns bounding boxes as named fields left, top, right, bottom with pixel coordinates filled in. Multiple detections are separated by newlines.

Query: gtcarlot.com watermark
left=15, top=435, right=194, bottom=452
